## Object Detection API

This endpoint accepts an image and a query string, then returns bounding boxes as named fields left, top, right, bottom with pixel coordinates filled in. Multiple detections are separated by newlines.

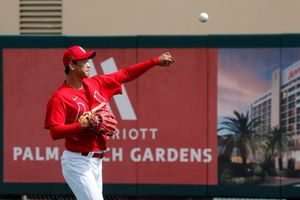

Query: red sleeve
left=90, top=57, right=159, bottom=98
left=103, top=57, right=159, bottom=84
left=44, top=95, right=83, bottom=140
left=44, top=96, right=66, bottom=129
left=116, top=57, right=160, bottom=83
left=50, top=122, right=82, bottom=140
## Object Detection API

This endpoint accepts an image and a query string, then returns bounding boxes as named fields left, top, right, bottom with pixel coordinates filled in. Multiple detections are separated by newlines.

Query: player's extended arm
left=121, top=52, right=175, bottom=83
left=120, top=57, right=159, bottom=83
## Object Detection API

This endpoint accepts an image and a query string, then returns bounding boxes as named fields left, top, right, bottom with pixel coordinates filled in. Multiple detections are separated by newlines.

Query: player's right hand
left=158, top=52, right=175, bottom=66
left=80, top=118, right=90, bottom=129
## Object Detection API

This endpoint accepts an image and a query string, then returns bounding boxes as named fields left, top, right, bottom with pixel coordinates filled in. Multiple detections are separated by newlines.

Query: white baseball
left=199, top=12, right=209, bottom=23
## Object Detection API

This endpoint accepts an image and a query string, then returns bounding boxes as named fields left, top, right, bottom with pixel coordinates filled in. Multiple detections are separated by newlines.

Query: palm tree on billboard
left=264, top=126, right=290, bottom=170
left=219, top=110, right=260, bottom=164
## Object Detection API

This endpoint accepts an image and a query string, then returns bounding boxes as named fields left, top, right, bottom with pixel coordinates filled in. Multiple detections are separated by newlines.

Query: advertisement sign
left=217, top=47, right=300, bottom=187
left=2, top=48, right=217, bottom=184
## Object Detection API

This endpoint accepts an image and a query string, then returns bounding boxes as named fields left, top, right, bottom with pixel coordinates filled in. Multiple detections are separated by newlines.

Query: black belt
left=81, top=152, right=104, bottom=158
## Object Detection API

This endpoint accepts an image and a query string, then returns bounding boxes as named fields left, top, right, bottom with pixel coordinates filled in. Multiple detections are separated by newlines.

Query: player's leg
left=91, top=158, right=103, bottom=194
left=61, top=150, right=104, bottom=200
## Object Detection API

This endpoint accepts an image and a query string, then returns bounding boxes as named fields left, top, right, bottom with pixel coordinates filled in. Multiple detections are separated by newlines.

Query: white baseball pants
left=61, top=150, right=104, bottom=200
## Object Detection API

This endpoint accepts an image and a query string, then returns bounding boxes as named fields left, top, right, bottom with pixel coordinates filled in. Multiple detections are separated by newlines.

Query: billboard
left=217, top=47, right=300, bottom=188
left=2, top=48, right=218, bottom=185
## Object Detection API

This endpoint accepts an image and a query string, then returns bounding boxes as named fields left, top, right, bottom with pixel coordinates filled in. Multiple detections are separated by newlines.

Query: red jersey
left=44, top=57, right=159, bottom=152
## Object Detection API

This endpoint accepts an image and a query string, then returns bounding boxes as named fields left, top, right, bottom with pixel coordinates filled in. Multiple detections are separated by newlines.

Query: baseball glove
left=78, top=103, right=118, bottom=136
left=87, top=109, right=117, bottom=136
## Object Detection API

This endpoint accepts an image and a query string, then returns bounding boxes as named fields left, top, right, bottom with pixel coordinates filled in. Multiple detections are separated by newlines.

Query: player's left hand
left=81, top=109, right=118, bottom=136
left=158, top=52, right=175, bottom=66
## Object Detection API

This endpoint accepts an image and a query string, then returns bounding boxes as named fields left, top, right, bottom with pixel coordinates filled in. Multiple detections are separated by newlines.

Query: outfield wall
left=0, top=35, right=299, bottom=198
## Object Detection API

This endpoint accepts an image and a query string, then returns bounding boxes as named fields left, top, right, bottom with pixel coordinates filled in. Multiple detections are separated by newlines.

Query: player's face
left=73, top=59, right=91, bottom=78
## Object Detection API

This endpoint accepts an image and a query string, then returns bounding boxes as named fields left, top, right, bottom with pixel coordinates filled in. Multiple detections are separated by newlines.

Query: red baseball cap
left=63, top=45, right=96, bottom=66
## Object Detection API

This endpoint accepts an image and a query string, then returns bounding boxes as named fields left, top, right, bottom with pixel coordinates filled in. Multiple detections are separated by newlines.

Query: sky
left=217, top=48, right=300, bottom=134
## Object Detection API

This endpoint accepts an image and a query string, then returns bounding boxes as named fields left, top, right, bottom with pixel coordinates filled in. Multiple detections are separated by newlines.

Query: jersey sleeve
left=50, top=122, right=82, bottom=140
left=44, top=95, right=66, bottom=129
left=85, top=57, right=159, bottom=101
left=91, top=57, right=160, bottom=99
left=114, top=57, right=159, bottom=83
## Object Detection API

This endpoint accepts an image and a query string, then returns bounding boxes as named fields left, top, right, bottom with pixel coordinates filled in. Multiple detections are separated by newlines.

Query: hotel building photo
left=250, top=59, right=300, bottom=169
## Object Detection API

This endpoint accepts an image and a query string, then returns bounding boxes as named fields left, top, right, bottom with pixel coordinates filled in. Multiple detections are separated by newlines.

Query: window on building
left=281, top=98, right=287, bottom=104
left=288, top=124, right=295, bottom=132
left=289, top=109, right=296, bottom=116
left=289, top=94, right=296, bottom=101
left=289, top=87, right=296, bottom=92
left=281, top=120, right=287, bottom=126
left=282, top=112, right=288, bottom=119
left=289, top=117, right=296, bottom=124
left=289, top=102, right=295, bottom=109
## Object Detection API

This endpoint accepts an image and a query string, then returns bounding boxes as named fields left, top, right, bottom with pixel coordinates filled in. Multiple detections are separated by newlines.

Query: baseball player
left=44, top=45, right=175, bottom=200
